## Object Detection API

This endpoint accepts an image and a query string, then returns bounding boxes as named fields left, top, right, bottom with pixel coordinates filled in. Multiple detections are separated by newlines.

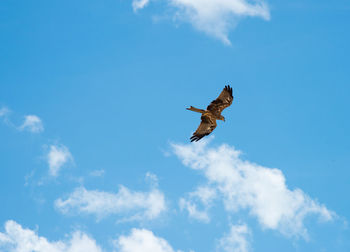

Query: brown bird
left=187, top=85, right=233, bottom=142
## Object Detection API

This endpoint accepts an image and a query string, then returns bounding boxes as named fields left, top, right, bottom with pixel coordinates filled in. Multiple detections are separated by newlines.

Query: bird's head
left=219, top=115, right=225, bottom=122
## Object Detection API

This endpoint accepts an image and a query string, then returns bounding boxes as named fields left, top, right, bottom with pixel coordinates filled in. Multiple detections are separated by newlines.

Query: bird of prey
left=187, top=85, right=233, bottom=142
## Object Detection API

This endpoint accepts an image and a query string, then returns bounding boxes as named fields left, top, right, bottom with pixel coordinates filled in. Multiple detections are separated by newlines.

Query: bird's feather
left=190, top=113, right=217, bottom=142
left=206, top=85, right=233, bottom=117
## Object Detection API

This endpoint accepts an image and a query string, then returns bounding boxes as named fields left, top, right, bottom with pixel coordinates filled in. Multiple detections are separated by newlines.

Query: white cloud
left=0, top=220, right=102, bottom=252
left=116, top=228, right=177, bottom=252
left=19, top=115, right=44, bottom=133
left=172, top=140, right=335, bottom=238
left=179, top=185, right=216, bottom=222
left=0, top=107, right=13, bottom=127
left=0, top=107, right=10, bottom=117
left=217, top=224, right=250, bottom=252
left=145, top=172, right=159, bottom=187
left=55, top=185, right=167, bottom=221
left=132, top=0, right=149, bottom=11
left=89, top=169, right=105, bottom=177
left=189, top=186, right=217, bottom=205
left=132, top=0, right=270, bottom=44
left=0, top=221, right=192, bottom=252
left=179, top=198, right=210, bottom=222
left=47, top=144, right=73, bottom=176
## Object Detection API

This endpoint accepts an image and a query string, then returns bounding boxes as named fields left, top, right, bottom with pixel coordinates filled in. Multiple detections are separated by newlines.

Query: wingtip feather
left=225, top=85, right=233, bottom=97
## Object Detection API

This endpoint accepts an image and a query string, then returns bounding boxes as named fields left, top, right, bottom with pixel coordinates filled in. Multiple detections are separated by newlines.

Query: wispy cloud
left=55, top=184, right=166, bottom=221
left=132, top=0, right=270, bottom=44
left=47, top=144, right=73, bottom=177
left=0, top=220, right=102, bottom=252
left=19, top=115, right=44, bottom=133
left=115, top=228, right=179, bottom=252
left=0, top=107, right=45, bottom=132
left=179, top=186, right=216, bottom=222
left=217, top=224, right=251, bottom=252
left=132, top=0, right=149, bottom=11
left=145, top=172, right=159, bottom=188
left=172, top=140, right=335, bottom=238
left=179, top=197, right=210, bottom=222
left=0, top=107, right=12, bottom=126
left=0, top=107, right=10, bottom=118
left=89, top=169, right=105, bottom=177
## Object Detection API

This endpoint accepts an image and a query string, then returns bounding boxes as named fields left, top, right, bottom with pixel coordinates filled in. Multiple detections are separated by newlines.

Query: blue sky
left=0, top=0, right=350, bottom=251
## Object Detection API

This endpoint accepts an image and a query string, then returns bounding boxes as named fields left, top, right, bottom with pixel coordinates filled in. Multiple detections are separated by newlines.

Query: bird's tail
left=186, top=106, right=205, bottom=113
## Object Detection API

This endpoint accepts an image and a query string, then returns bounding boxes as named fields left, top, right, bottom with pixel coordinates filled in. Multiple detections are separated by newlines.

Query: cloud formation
left=89, top=169, right=105, bottom=177
left=172, top=140, right=334, bottom=238
left=116, top=228, right=179, bottom=252
left=47, top=144, right=73, bottom=176
left=179, top=197, right=210, bottom=222
left=217, top=224, right=251, bottom=252
left=19, top=115, right=44, bottom=133
left=0, top=221, right=184, bottom=252
left=179, top=186, right=216, bottom=222
left=132, top=0, right=270, bottom=44
left=132, top=0, right=149, bottom=11
left=0, top=107, right=12, bottom=126
left=0, top=107, right=10, bottom=118
left=0, top=220, right=102, bottom=252
left=55, top=185, right=166, bottom=221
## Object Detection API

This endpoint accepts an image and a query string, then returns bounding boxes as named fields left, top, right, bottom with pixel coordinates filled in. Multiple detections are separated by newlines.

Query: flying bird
left=187, top=85, right=233, bottom=142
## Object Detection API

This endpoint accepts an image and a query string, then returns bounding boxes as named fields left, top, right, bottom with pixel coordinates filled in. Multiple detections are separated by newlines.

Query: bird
left=187, top=85, right=233, bottom=142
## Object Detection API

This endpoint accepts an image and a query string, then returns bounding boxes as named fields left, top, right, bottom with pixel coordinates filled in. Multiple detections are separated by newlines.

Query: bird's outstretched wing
left=207, top=85, right=233, bottom=117
left=190, top=114, right=217, bottom=142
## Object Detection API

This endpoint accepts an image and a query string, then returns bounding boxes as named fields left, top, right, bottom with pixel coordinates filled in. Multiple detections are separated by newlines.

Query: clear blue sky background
left=0, top=0, right=349, bottom=251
